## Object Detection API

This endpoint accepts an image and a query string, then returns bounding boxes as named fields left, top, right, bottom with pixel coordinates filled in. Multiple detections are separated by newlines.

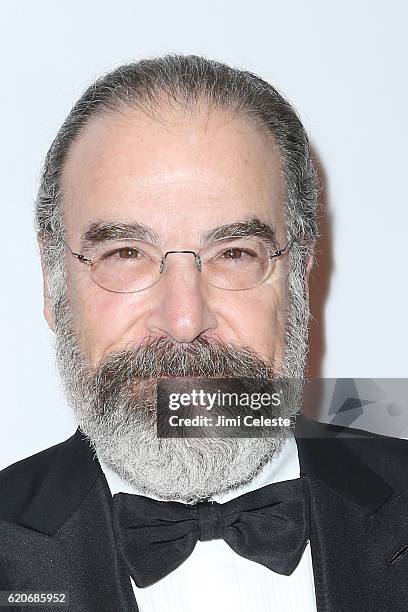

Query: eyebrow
left=80, top=221, right=160, bottom=253
left=202, top=219, right=277, bottom=246
left=79, top=217, right=278, bottom=253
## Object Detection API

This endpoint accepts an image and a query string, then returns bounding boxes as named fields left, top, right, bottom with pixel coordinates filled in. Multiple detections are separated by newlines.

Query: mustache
left=90, top=336, right=277, bottom=388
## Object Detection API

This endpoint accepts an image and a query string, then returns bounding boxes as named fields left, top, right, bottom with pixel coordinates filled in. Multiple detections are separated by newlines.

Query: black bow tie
left=112, top=478, right=310, bottom=588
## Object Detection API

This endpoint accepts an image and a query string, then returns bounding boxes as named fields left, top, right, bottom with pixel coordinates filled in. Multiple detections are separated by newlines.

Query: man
left=0, top=54, right=407, bottom=612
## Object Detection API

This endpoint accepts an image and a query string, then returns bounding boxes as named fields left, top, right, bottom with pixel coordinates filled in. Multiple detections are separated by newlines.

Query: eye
left=99, top=246, right=145, bottom=262
left=221, top=248, right=255, bottom=260
left=117, top=247, right=141, bottom=259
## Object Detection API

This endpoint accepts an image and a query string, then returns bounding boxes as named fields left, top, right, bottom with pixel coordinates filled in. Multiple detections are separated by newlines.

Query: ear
left=37, top=235, right=56, bottom=333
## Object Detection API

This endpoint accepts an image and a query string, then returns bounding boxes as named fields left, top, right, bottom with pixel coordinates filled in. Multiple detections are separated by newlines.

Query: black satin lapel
left=5, top=429, right=138, bottom=610
left=1, top=476, right=138, bottom=612
left=295, top=415, right=393, bottom=512
left=307, top=476, right=405, bottom=612
left=17, top=429, right=101, bottom=536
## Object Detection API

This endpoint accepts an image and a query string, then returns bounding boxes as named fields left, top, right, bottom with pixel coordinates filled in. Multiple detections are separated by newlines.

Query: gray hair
left=35, top=54, right=319, bottom=374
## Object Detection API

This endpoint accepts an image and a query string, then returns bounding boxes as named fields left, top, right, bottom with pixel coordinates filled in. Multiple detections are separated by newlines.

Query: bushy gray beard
left=53, top=280, right=306, bottom=503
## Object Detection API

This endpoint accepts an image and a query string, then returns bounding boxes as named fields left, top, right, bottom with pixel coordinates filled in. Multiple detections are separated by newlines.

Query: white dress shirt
left=100, top=437, right=317, bottom=612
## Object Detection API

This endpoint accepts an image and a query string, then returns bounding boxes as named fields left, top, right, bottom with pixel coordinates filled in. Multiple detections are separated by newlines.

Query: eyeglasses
left=61, top=235, right=294, bottom=293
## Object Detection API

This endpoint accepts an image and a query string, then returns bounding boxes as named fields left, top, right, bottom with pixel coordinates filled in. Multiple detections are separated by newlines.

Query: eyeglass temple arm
left=61, top=237, right=92, bottom=264
left=269, top=236, right=296, bottom=259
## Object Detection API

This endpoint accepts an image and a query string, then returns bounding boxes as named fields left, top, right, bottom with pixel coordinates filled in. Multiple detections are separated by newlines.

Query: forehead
left=61, top=104, right=286, bottom=246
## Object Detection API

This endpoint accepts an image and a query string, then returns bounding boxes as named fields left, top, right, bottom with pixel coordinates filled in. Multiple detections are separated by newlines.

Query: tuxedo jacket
left=1, top=416, right=408, bottom=612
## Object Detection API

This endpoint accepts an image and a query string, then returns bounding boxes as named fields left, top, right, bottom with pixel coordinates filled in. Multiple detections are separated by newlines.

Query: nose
left=145, top=252, right=218, bottom=343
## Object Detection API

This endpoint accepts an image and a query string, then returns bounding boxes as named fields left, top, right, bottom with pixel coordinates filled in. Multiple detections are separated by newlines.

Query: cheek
left=248, top=292, right=287, bottom=363
left=250, top=292, right=285, bottom=339
left=67, top=282, right=149, bottom=364
left=216, top=281, right=288, bottom=357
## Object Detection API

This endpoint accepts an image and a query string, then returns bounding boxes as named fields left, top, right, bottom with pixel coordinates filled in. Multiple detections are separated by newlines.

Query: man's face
left=55, top=105, right=288, bottom=371
left=41, top=103, right=306, bottom=502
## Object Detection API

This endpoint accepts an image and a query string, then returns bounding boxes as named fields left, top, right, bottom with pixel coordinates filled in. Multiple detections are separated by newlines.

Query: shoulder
left=0, top=434, right=75, bottom=523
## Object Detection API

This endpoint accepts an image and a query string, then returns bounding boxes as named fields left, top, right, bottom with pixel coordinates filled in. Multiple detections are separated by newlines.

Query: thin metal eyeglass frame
left=60, top=235, right=294, bottom=293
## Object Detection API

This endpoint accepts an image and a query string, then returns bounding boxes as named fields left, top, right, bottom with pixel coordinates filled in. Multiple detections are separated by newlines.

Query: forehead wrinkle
left=61, top=108, right=286, bottom=253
